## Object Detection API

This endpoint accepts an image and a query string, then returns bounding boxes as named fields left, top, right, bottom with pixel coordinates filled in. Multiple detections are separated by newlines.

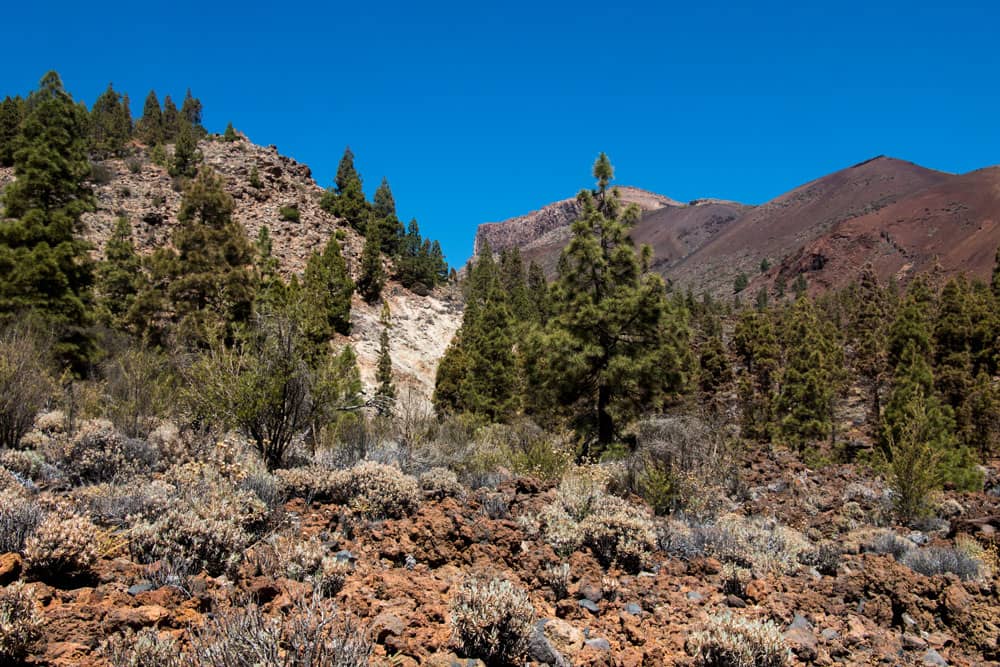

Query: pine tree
left=888, top=279, right=934, bottom=370
left=356, top=220, right=386, bottom=304
left=89, top=84, right=132, bottom=157
left=223, top=121, right=238, bottom=142
left=992, top=245, right=1000, bottom=299
left=733, top=308, right=780, bottom=441
left=141, top=168, right=254, bottom=347
left=499, top=247, right=532, bottom=323
left=96, top=217, right=142, bottom=329
left=181, top=89, right=204, bottom=135
left=320, top=146, right=369, bottom=232
left=299, top=235, right=354, bottom=351
left=698, top=331, right=732, bottom=402
left=523, top=155, right=691, bottom=450
left=882, top=343, right=981, bottom=492
left=169, top=119, right=201, bottom=178
left=0, top=72, right=96, bottom=370
left=161, top=95, right=181, bottom=142
left=253, top=225, right=284, bottom=307
left=372, top=177, right=404, bottom=255
left=374, top=302, right=396, bottom=416
left=433, top=241, right=520, bottom=421
left=135, top=90, right=163, bottom=145
left=852, top=265, right=889, bottom=431
left=775, top=297, right=842, bottom=449
left=0, top=96, right=25, bottom=167
left=526, top=260, right=550, bottom=324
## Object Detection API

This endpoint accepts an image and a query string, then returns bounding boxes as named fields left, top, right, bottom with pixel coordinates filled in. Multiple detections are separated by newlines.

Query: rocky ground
left=3, top=432, right=998, bottom=667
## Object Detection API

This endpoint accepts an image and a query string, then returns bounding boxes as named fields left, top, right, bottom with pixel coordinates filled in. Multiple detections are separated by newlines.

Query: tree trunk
left=597, top=384, right=613, bottom=449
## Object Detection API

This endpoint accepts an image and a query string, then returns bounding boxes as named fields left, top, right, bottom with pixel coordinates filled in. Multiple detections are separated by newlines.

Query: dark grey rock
left=624, top=603, right=642, bottom=615
left=127, top=582, right=154, bottom=596
left=923, top=648, right=948, bottom=666
left=578, top=598, right=600, bottom=613
left=527, top=620, right=570, bottom=667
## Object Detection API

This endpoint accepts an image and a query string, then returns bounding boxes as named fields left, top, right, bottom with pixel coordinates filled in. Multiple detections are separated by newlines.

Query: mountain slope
left=0, top=137, right=462, bottom=403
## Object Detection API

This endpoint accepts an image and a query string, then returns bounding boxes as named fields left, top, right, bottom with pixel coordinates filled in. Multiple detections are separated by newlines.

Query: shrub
left=129, top=464, right=267, bottom=576
left=0, top=583, right=43, bottom=663
left=450, top=575, right=534, bottom=666
left=44, top=419, right=154, bottom=484
left=419, top=467, right=464, bottom=499
left=556, top=465, right=611, bottom=521
left=24, top=512, right=99, bottom=577
left=0, top=449, right=49, bottom=482
left=536, top=503, right=583, bottom=557
left=248, top=164, right=262, bottom=188
left=798, top=541, right=841, bottom=576
left=187, top=600, right=370, bottom=667
left=861, top=529, right=912, bottom=560
left=279, top=205, right=300, bottom=222
left=101, top=346, right=177, bottom=438
left=542, top=562, right=571, bottom=600
left=0, top=327, right=54, bottom=449
left=71, top=480, right=173, bottom=528
left=901, top=546, right=983, bottom=581
left=335, top=461, right=420, bottom=520
left=659, top=515, right=809, bottom=576
left=125, top=157, right=143, bottom=174
left=687, top=613, right=789, bottom=667
left=0, top=489, right=44, bottom=552
left=579, top=496, right=658, bottom=572
left=270, top=533, right=349, bottom=596
left=90, top=161, right=115, bottom=184
left=105, top=629, right=181, bottom=667
left=275, top=466, right=338, bottom=502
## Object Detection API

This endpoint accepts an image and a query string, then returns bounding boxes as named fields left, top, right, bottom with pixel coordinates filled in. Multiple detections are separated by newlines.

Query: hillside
left=473, top=156, right=1000, bottom=295
left=0, top=137, right=462, bottom=403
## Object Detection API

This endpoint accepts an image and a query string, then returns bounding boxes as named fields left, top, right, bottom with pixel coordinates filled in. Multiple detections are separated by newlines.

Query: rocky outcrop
left=473, top=186, right=681, bottom=259
left=0, top=135, right=462, bottom=405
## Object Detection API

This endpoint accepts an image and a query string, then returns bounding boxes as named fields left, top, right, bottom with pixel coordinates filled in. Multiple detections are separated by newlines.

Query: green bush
left=279, top=205, right=300, bottom=222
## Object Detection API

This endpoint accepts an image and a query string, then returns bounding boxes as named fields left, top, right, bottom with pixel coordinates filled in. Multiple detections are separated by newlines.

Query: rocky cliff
left=0, top=135, right=462, bottom=404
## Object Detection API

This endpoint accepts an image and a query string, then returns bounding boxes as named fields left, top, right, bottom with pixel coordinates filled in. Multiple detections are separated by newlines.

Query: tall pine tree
left=135, top=91, right=163, bottom=145
left=89, top=84, right=132, bottom=157
left=0, top=72, right=96, bottom=370
left=0, top=96, right=25, bottom=167
left=374, top=301, right=396, bottom=416
left=357, top=220, right=386, bottom=304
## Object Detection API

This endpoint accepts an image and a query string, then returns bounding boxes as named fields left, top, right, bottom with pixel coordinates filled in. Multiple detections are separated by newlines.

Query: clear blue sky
left=4, top=1, right=999, bottom=266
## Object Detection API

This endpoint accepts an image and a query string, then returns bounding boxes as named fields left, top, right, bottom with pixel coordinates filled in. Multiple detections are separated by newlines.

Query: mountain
left=0, top=136, right=462, bottom=403
left=473, top=156, right=1000, bottom=294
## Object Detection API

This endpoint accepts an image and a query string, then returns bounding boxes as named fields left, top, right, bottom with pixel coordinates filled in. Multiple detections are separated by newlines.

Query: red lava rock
left=0, top=552, right=22, bottom=585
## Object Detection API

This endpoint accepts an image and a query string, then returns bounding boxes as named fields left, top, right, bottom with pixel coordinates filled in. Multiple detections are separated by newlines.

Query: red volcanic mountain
left=473, top=156, right=1000, bottom=294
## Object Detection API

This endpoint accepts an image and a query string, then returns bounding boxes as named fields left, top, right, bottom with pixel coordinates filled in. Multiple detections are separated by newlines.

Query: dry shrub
left=859, top=528, right=912, bottom=560
left=0, top=583, right=44, bottom=663
left=620, top=416, right=740, bottom=519
left=901, top=545, right=983, bottom=582
left=659, top=515, right=809, bottom=576
left=44, top=419, right=156, bottom=485
left=24, top=512, right=99, bottom=577
left=187, top=599, right=370, bottom=667
left=687, top=612, right=789, bottom=667
left=71, top=480, right=173, bottom=528
left=450, top=575, right=534, bottom=666
left=105, top=628, right=182, bottom=667
left=0, top=488, right=44, bottom=552
left=275, top=466, right=338, bottom=502
left=580, top=496, right=658, bottom=571
left=269, top=533, right=349, bottom=596
left=542, top=562, right=571, bottom=600
left=0, top=327, right=54, bottom=450
left=419, top=467, right=465, bottom=499
left=556, top=465, right=612, bottom=521
left=334, top=461, right=420, bottom=520
left=129, top=463, right=268, bottom=576
left=0, top=449, right=48, bottom=483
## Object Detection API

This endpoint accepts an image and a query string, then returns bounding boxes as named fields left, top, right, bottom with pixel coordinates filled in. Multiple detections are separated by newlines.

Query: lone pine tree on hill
left=523, top=153, right=691, bottom=451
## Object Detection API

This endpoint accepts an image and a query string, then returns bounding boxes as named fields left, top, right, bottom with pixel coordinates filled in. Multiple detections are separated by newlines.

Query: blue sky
left=4, top=1, right=999, bottom=266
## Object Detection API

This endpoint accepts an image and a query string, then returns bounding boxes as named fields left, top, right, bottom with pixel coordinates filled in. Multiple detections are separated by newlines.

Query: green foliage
left=792, top=273, right=808, bottom=297
left=733, top=309, right=780, bottom=441
left=279, top=204, right=300, bottom=222
left=374, top=302, right=396, bottom=416
left=775, top=297, right=843, bottom=449
left=0, top=326, right=54, bottom=449
left=885, top=390, right=946, bottom=523
left=0, top=96, right=25, bottom=167
left=134, top=168, right=254, bottom=347
left=320, top=146, right=370, bottom=232
left=760, top=257, right=771, bottom=273
left=698, top=332, right=732, bottom=400
left=161, top=95, right=180, bottom=142
left=95, top=217, right=142, bottom=329
left=223, top=121, right=238, bottom=142
left=394, top=218, right=447, bottom=292
left=135, top=90, right=162, bottom=145
left=168, top=119, right=201, bottom=178
left=0, top=71, right=96, bottom=371
left=248, top=163, right=262, bottom=188
left=435, top=241, right=521, bottom=421
left=372, top=177, right=404, bottom=255
left=180, top=88, right=205, bottom=135
left=253, top=225, right=283, bottom=306
left=297, top=235, right=353, bottom=350
left=89, top=84, right=132, bottom=157
left=526, top=260, right=550, bottom=324
left=733, top=272, right=749, bottom=293
left=523, top=156, right=691, bottom=450
left=851, top=266, right=889, bottom=433
left=185, top=311, right=362, bottom=469
left=356, top=221, right=386, bottom=303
